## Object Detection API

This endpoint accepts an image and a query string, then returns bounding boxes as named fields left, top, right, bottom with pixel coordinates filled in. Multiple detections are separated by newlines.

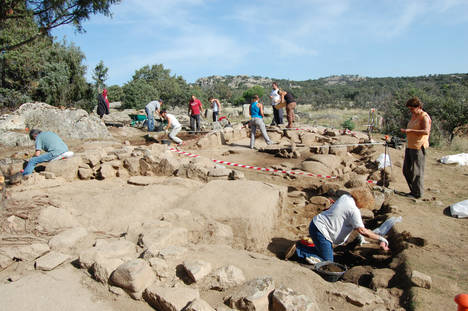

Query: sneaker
left=305, top=256, right=322, bottom=265
left=284, top=243, right=296, bottom=260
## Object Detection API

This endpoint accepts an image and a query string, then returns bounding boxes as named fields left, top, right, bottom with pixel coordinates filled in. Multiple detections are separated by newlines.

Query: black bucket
left=313, top=261, right=347, bottom=282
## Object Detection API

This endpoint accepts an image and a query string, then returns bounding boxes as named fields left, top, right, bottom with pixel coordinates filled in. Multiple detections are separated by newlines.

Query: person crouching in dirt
left=249, top=95, right=273, bottom=149
left=292, top=188, right=389, bottom=263
left=400, top=97, right=431, bottom=199
left=22, top=129, right=73, bottom=177
left=160, top=110, right=183, bottom=146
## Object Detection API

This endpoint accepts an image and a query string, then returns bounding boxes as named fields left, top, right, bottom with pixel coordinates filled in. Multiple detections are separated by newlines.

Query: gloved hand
left=378, top=236, right=390, bottom=251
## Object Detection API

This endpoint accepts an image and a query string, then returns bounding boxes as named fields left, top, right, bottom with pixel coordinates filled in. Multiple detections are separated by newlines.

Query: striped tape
left=169, top=147, right=378, bottom=183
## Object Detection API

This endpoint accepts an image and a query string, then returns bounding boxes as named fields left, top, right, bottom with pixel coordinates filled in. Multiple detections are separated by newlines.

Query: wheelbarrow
left=129, top=114, right=147, bottom=128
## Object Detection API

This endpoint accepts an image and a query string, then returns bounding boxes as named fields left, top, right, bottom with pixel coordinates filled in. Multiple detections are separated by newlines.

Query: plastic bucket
left=313, top=261, right=347, bottom=282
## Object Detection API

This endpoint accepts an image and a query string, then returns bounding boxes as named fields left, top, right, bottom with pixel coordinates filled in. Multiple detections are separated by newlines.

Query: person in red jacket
left=188, top=95, right=203, bottom=133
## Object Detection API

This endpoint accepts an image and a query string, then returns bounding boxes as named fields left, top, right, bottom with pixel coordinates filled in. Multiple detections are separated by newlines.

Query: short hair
left=253, top=94, right=259, bottom=100
left=208, top=97, right=213, bottom=101
left=29, top=129, right=42, bottom=140
left=272, top=82, right=278, bottom=87
left=406, top=97, right=423, bottom=108
left=160, top=110, right=167, bottom=115
left=159, top=99, right=163, bottom=103
left=350, top=188, right=375, bottom=210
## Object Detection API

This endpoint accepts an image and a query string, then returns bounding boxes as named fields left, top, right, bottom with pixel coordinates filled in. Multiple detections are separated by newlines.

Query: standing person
left=209, top=97, right=221, bottom=122
left=160, top=110, right=183, bottom=145
left=249, top=95, right=273, bottom=149
left=188, top=95, right=203, bottom=132
left=145, top=99, right=162, bottom=132
left=400, top=97, right=432, bottom=199
left=22, top=129, right=72, bottom=176
left=270, top=82, right=283, bottom=125
left=293, top=188, right=389, bottom=263
left=97, top=89, right=110, bottom=119
left=279, top=90, right=297, bottom=128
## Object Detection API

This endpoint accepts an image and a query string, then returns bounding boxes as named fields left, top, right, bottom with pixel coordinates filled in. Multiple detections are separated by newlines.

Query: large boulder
left=177, top=180, right=286, bottom=250
left=0, top=103, right=111, bottom=146
left=45, top=157, right=82, bottom=181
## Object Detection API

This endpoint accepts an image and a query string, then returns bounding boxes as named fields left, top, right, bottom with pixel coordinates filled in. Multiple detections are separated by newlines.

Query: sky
left=52, top=0, right=468, bottom=86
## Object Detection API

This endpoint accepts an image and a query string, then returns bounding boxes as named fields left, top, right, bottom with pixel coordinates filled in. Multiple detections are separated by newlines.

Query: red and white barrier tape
left=169, top=147, right=378, bottom=183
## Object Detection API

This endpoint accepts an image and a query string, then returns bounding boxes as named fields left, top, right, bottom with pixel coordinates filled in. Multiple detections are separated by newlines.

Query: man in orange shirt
left=400, top=97, right=432, bottom=199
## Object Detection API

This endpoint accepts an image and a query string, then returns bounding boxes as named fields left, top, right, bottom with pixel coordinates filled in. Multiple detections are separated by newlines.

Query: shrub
left=341, top=118, right=356, bottom=131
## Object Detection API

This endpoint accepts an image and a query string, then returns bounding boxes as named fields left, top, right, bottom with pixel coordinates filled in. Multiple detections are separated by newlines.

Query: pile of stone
left=0, top=103, right=111, bottom=147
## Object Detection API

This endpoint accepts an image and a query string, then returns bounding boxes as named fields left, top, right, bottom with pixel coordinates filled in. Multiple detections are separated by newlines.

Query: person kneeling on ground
left=23, top=129, right=73, bottom=176
left=249, top=95, right=273, bottom=149
left=160, top=110, right=183, bottom=145
left=293, top=188, right=389, bottom=263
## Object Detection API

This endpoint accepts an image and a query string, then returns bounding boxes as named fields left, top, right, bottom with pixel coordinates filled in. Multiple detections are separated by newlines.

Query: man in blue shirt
left=22, top=129, right=70, bottom=176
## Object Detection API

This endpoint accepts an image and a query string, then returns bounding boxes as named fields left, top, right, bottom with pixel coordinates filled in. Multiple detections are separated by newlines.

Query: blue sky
left=52, top=0, right=468, bottom=86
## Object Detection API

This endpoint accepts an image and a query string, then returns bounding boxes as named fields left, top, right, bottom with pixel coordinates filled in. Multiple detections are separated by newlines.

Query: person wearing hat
left=292, top=188, right=389, bottom=263
left=22, top=129, right=72, bottom=176
left=160, top=110, right=183, bottom=145
left=145, top=99, right=163, bottom=132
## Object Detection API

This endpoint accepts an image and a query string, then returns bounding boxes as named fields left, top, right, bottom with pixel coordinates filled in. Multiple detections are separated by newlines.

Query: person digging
left=285, top=188, right=390, bottom=264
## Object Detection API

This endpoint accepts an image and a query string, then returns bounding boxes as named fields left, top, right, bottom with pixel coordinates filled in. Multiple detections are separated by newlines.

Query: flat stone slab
left=127, top=176, right=160, bottom=186
left=35, top=251, right=71, bottom=271
left=144, top=285, right=200, bottom=311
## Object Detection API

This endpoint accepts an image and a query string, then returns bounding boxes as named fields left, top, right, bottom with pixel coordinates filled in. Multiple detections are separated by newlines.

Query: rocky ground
left=0, top=103, right=467, bottom=311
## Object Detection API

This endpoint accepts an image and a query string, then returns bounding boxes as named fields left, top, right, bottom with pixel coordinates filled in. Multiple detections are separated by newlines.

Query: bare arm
left=259, top=103, right=264, bottom=117
left=165, top=117, right=171, bottom=131
left=401, top=114, right=431, bottom=135
left=356, top=227, right=389, bottom=250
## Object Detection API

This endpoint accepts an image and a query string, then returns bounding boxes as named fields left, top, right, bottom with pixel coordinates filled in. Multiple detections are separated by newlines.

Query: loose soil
left=1, top=127, right=467, bottom=311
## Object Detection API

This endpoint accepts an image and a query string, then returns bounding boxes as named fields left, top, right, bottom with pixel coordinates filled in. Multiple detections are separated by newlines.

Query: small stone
left=411, top=270, right=432, bottom=289
left=208, top=265, right=246, bottom=291
left=271, top=286, right=319, bottom=311
left=78, top=167, right=93, bottom=180
left=49, top=227, right=88, bottom=249
left=148, top=257, right=170, bottom=279
left=225, top=277, right=275, bottom=311
left=185, top=298, right=216, bottom=311
left=93, top=256, right=123, bottom=284
left=40, top=171, right=55, bottom=179
left=184, top=260, right=212, bottom=283
left=144, top=285, right=200, bottom=311
left=35, top=251, right=71, bottom=271
left=157, top=246, right=187, bottom=260
left=109, top=285, right=126, bottom=296
left=371, top=268, right=396, bottom=289
left=110, top=259, right=156, bottom=299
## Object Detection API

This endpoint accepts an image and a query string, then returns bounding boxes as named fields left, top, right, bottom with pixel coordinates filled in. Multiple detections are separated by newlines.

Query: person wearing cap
left=145, top=99, right=163, bottom=132
left=188, top=95, right=203, bottom=132
left=293, top=188, right=389, bottom=263
left=400, top=97, right=432, bottom=199
left=22, top=129, right=72, bottom=176
left=160, top=110, right=183, bottom=145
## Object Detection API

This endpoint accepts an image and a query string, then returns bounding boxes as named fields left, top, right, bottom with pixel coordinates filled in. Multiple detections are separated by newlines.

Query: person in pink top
left=188, top=95, right=203, bottom=132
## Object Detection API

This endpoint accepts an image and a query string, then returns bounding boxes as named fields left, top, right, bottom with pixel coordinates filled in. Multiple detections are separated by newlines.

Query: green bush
left=0, top=88, right=31, bottom=109
left=341, top=118, right=356, bottom=131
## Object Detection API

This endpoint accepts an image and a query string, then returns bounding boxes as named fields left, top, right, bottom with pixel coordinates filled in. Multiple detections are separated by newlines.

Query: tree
left=0, top=11, right=93, bottom=110
left=0, top=0, right=121, bottom=51
left=241, top=85, right=265, bottom=105
left=92, top=60, right=108, bottom=92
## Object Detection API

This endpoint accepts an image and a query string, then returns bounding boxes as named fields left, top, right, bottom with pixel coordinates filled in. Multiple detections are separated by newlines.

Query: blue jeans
left=145, top=107, right=155, bottom=132
left=309, top=221, right=334, bottom=262
left=23, top=152, right=56, bottom=175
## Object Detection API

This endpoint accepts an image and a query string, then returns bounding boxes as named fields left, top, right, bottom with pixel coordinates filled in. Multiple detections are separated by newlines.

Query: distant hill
left=194, top=73, right=468, bottom=109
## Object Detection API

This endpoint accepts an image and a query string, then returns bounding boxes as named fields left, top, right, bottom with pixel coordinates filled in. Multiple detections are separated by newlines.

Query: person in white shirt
left=296, top=188, right=389, bottom=262
left=160, top=110, right=183, bottom=145
left=269, top=82, right=283, bottom=125
left=209, top=97, right=221, bottom=122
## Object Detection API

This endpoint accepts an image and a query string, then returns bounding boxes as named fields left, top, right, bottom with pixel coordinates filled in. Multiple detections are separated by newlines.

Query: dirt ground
left=1, top=126, right=467, bottom=311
